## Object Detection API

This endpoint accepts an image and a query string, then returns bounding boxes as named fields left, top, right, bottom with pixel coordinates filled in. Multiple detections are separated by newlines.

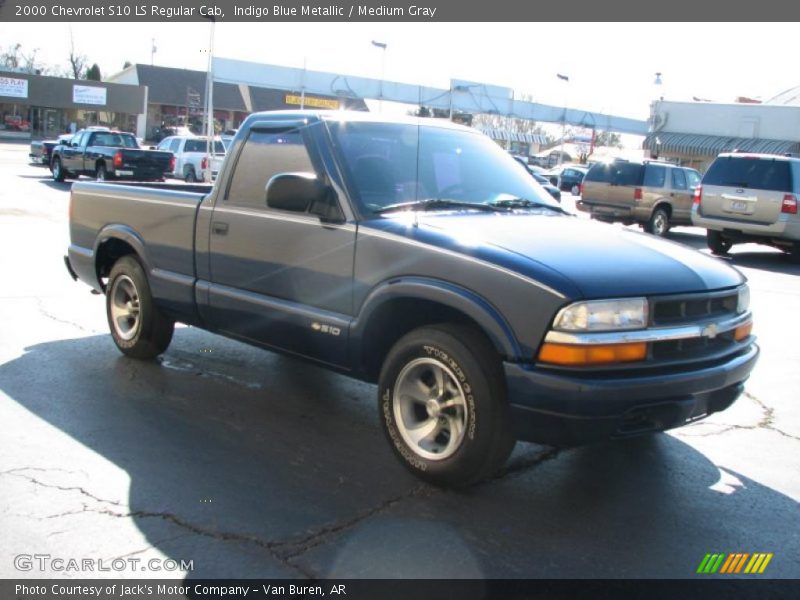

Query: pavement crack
left=34, top=298, right=102, bottom=334
left=278, top=484, right=432, bottom=561
left=682, top=392, right=800, bottom=442
left=3, top=471, right=125, bottom=507
left=492, top=446, right=561, bottom=481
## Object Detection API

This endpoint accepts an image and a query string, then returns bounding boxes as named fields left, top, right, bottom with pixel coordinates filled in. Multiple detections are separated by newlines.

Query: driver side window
left=226, top=129, right=316, bottom=211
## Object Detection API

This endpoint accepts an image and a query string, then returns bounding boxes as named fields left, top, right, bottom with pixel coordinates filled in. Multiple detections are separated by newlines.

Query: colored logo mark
left=696, top=553, right=773, bottom=574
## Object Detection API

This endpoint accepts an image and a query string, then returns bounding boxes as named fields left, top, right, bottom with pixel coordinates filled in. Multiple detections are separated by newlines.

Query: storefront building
left=0, top=71, right=146, bottom=140
left=106, top=64, right=369, bottom=140
left=644, top=98, right=800, bottom=172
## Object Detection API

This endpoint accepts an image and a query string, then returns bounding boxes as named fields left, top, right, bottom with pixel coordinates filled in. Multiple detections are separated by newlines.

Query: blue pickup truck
left=65, top=111, right=758, bottom=487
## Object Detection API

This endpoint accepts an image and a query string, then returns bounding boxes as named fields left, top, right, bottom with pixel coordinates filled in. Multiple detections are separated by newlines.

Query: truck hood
left=367, top=212, right=743, bottom=299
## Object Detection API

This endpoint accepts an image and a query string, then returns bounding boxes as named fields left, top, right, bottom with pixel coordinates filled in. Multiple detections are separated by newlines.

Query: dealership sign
left=0, top=76, right=28, bottom=99
left=73, top=85, right=107, bottom=106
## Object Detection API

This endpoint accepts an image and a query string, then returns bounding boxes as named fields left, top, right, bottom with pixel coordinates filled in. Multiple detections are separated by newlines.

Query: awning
left=644, top=132, right=800, bottom=157
left=478, top=128, right=547, bottom=145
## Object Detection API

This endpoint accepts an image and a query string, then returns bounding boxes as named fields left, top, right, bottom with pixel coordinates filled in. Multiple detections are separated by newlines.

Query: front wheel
left=378, top=324, right=515, bottom=487
left=646, top=207, right=670, bottom=236
left=106, top=255, right=174, bottom=359
left=707, top=230, right=732, bottom=255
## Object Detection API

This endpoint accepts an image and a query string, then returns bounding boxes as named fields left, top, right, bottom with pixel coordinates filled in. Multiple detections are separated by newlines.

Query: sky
left=2, top=21, right=798, bottom=124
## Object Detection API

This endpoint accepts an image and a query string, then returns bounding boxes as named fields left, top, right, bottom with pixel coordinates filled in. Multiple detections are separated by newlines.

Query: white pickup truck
left=155, top=135, right=226, bottom=182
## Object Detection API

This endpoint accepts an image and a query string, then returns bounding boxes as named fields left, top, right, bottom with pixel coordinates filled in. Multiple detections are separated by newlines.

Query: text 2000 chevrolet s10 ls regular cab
left=65, top=112, right=758, bottom=487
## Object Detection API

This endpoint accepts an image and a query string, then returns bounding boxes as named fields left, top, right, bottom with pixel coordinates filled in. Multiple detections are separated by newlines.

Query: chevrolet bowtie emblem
left=703, top=323, right=719, bottom=339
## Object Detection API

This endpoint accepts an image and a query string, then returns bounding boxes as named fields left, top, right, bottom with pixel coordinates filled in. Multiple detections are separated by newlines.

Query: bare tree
left=1, top=43, right=48, bottom=74
left=68, top=29, right=87, bottom=79
left=472, top=94, right=553, bottom=144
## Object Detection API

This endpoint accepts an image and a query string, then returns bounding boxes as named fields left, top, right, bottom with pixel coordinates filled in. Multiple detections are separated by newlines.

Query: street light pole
left=557, top=73, right=569, bottom=167
left=203, top=18, right=216, bottom=183
left=371, top=40, right=387, bottom=112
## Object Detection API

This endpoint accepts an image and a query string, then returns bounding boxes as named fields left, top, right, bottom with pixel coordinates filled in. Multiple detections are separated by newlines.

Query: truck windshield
left=327, top=121, right=558, bottom=213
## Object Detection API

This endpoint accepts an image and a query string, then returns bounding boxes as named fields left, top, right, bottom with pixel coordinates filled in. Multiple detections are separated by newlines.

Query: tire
left=52, top=157, right=66, bottom=182
left=95, top=163, right=107, bottom=181
left=185, top=168, right=197, bottom=183
left=646, top=207, right=670, bottom=236
left=378, top=324, right=515, bottom=487
left=707, top=230, right=732, bottom=256
left=789, top=243, right=800, bottom=264
left=106, top=255, right=174, bottom=359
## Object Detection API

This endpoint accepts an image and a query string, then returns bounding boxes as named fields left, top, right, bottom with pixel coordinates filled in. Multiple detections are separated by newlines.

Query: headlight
left=737, top=285, right=750, bottom=314
left=553, top=298, right=649, bottom=332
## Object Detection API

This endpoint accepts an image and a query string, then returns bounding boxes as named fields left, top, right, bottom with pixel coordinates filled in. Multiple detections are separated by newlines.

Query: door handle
left=212, top=221, right=229, bottom=235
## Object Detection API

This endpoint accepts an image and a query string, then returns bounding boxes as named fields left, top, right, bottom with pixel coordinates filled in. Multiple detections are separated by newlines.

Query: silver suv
left=692, top=153, right=800, bottom=260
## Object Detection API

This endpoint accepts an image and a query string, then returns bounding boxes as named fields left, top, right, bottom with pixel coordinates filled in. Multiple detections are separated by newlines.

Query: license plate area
left=728, top=199, right=751, bottom=214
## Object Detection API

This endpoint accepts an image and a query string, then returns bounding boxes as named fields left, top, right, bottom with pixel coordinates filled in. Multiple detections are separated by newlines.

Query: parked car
left=220, top=129, right=238, bottom=150
left=151, top=124, right=195, bottom=143
left=29, top=134, right=72, bottom=167
left=156, top=136, right=226, bottom=182
left=692, top=152, right=800, bottom=260
left=65, top=111, right=757, bottom=487
left=51, top=128, right=174, bottom=183
left=543, top=164, right=588, bottom=193
left=512, top=156, right=561, bottom=201
left=578, top=159, right=701, bottom=236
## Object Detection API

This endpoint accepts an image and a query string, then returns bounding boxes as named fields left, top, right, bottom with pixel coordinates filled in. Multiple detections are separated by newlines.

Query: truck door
left=62, top=130, right=88, bottom=173
left=206, top=123, right=355, bottom=367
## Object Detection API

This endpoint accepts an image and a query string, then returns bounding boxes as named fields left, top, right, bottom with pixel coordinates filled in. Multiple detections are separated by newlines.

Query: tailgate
left=700, top=156, right=791, bottom=225
left=122, top=149, right=172, bottom=170
left=700, top=185, right=785, bottom=224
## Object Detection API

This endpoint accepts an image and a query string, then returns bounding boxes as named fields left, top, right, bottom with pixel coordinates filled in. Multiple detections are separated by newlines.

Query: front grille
left=651, top=290, right=738, bottom=327
left=651, top=330, right=737, bottom=361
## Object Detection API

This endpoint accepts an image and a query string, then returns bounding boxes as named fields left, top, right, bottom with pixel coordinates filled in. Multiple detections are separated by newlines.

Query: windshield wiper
left=490, top=197, right=567, bottom=213
left=374, top=198, right=506, bottom=214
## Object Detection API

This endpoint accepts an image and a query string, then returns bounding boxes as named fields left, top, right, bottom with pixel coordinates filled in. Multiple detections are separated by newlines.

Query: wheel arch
left=94, top=225, right=152, bottom=291
left=652, top=201, right=673, bottom=218
left=350, top=277, right=521, bottom=382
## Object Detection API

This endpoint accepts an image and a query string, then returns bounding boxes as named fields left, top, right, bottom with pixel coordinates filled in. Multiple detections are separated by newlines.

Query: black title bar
left=2, top=0, right=800, bottom=22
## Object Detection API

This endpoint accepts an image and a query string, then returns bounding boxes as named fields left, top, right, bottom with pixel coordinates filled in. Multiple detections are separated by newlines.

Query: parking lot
left=0, top=140, right=798, bottom=580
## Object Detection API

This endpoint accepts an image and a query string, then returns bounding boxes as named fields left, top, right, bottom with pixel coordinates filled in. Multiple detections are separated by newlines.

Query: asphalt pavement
left=1, top=141, right=798, bottom=580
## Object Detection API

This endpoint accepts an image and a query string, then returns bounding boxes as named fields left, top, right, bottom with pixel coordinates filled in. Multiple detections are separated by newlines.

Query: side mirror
left=266, top=172, right=343, bottom=223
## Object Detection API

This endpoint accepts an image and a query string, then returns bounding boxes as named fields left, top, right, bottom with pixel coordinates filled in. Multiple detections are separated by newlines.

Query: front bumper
left=504, top=343, right=759, bottom=446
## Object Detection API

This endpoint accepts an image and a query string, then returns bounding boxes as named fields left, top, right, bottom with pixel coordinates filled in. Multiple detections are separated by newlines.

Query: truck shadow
left=1, top=332, right=798, bottom=578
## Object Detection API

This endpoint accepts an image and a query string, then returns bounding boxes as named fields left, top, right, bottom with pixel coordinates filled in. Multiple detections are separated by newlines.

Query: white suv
left=156, top=136, right=226, bottom=182
left=692, top=152, right=800, bottom=260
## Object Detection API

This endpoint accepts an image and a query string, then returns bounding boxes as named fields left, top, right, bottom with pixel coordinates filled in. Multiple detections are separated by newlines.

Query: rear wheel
left=52, top=157, right=66, bottom=182
left=185, top=167, right=197, bottom=183
left=707, top=230, right=732, bottom=255
left=106, top=255, right=174, bottom=359
left=646, top=207, right=670, bottom=236
left=789, top=243, right=800, bottom=264
left=95, top=163, right=107, bottom=181
left=378, top=324, right=515, bottom=487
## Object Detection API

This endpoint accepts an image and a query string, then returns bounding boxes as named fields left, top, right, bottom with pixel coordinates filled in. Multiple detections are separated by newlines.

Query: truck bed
left=68, top=181, right=207, bottom=320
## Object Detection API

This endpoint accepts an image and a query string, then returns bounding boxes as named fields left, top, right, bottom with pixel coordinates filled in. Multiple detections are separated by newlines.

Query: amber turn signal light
left=538, top=342, right=647, bottom=366
left=734, top=321, right=753, bottom=341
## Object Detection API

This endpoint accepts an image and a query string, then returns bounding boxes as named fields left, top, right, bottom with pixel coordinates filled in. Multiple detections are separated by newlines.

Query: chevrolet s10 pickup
left=65, top=111, right=758, bottom=486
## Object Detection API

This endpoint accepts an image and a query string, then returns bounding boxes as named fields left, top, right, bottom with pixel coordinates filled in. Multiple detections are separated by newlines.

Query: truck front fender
left=350, top=277, right=522, bottom=372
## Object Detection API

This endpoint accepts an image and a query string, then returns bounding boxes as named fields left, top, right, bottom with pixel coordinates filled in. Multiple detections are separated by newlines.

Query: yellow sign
left=285, top=94, right=340, bottom=110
